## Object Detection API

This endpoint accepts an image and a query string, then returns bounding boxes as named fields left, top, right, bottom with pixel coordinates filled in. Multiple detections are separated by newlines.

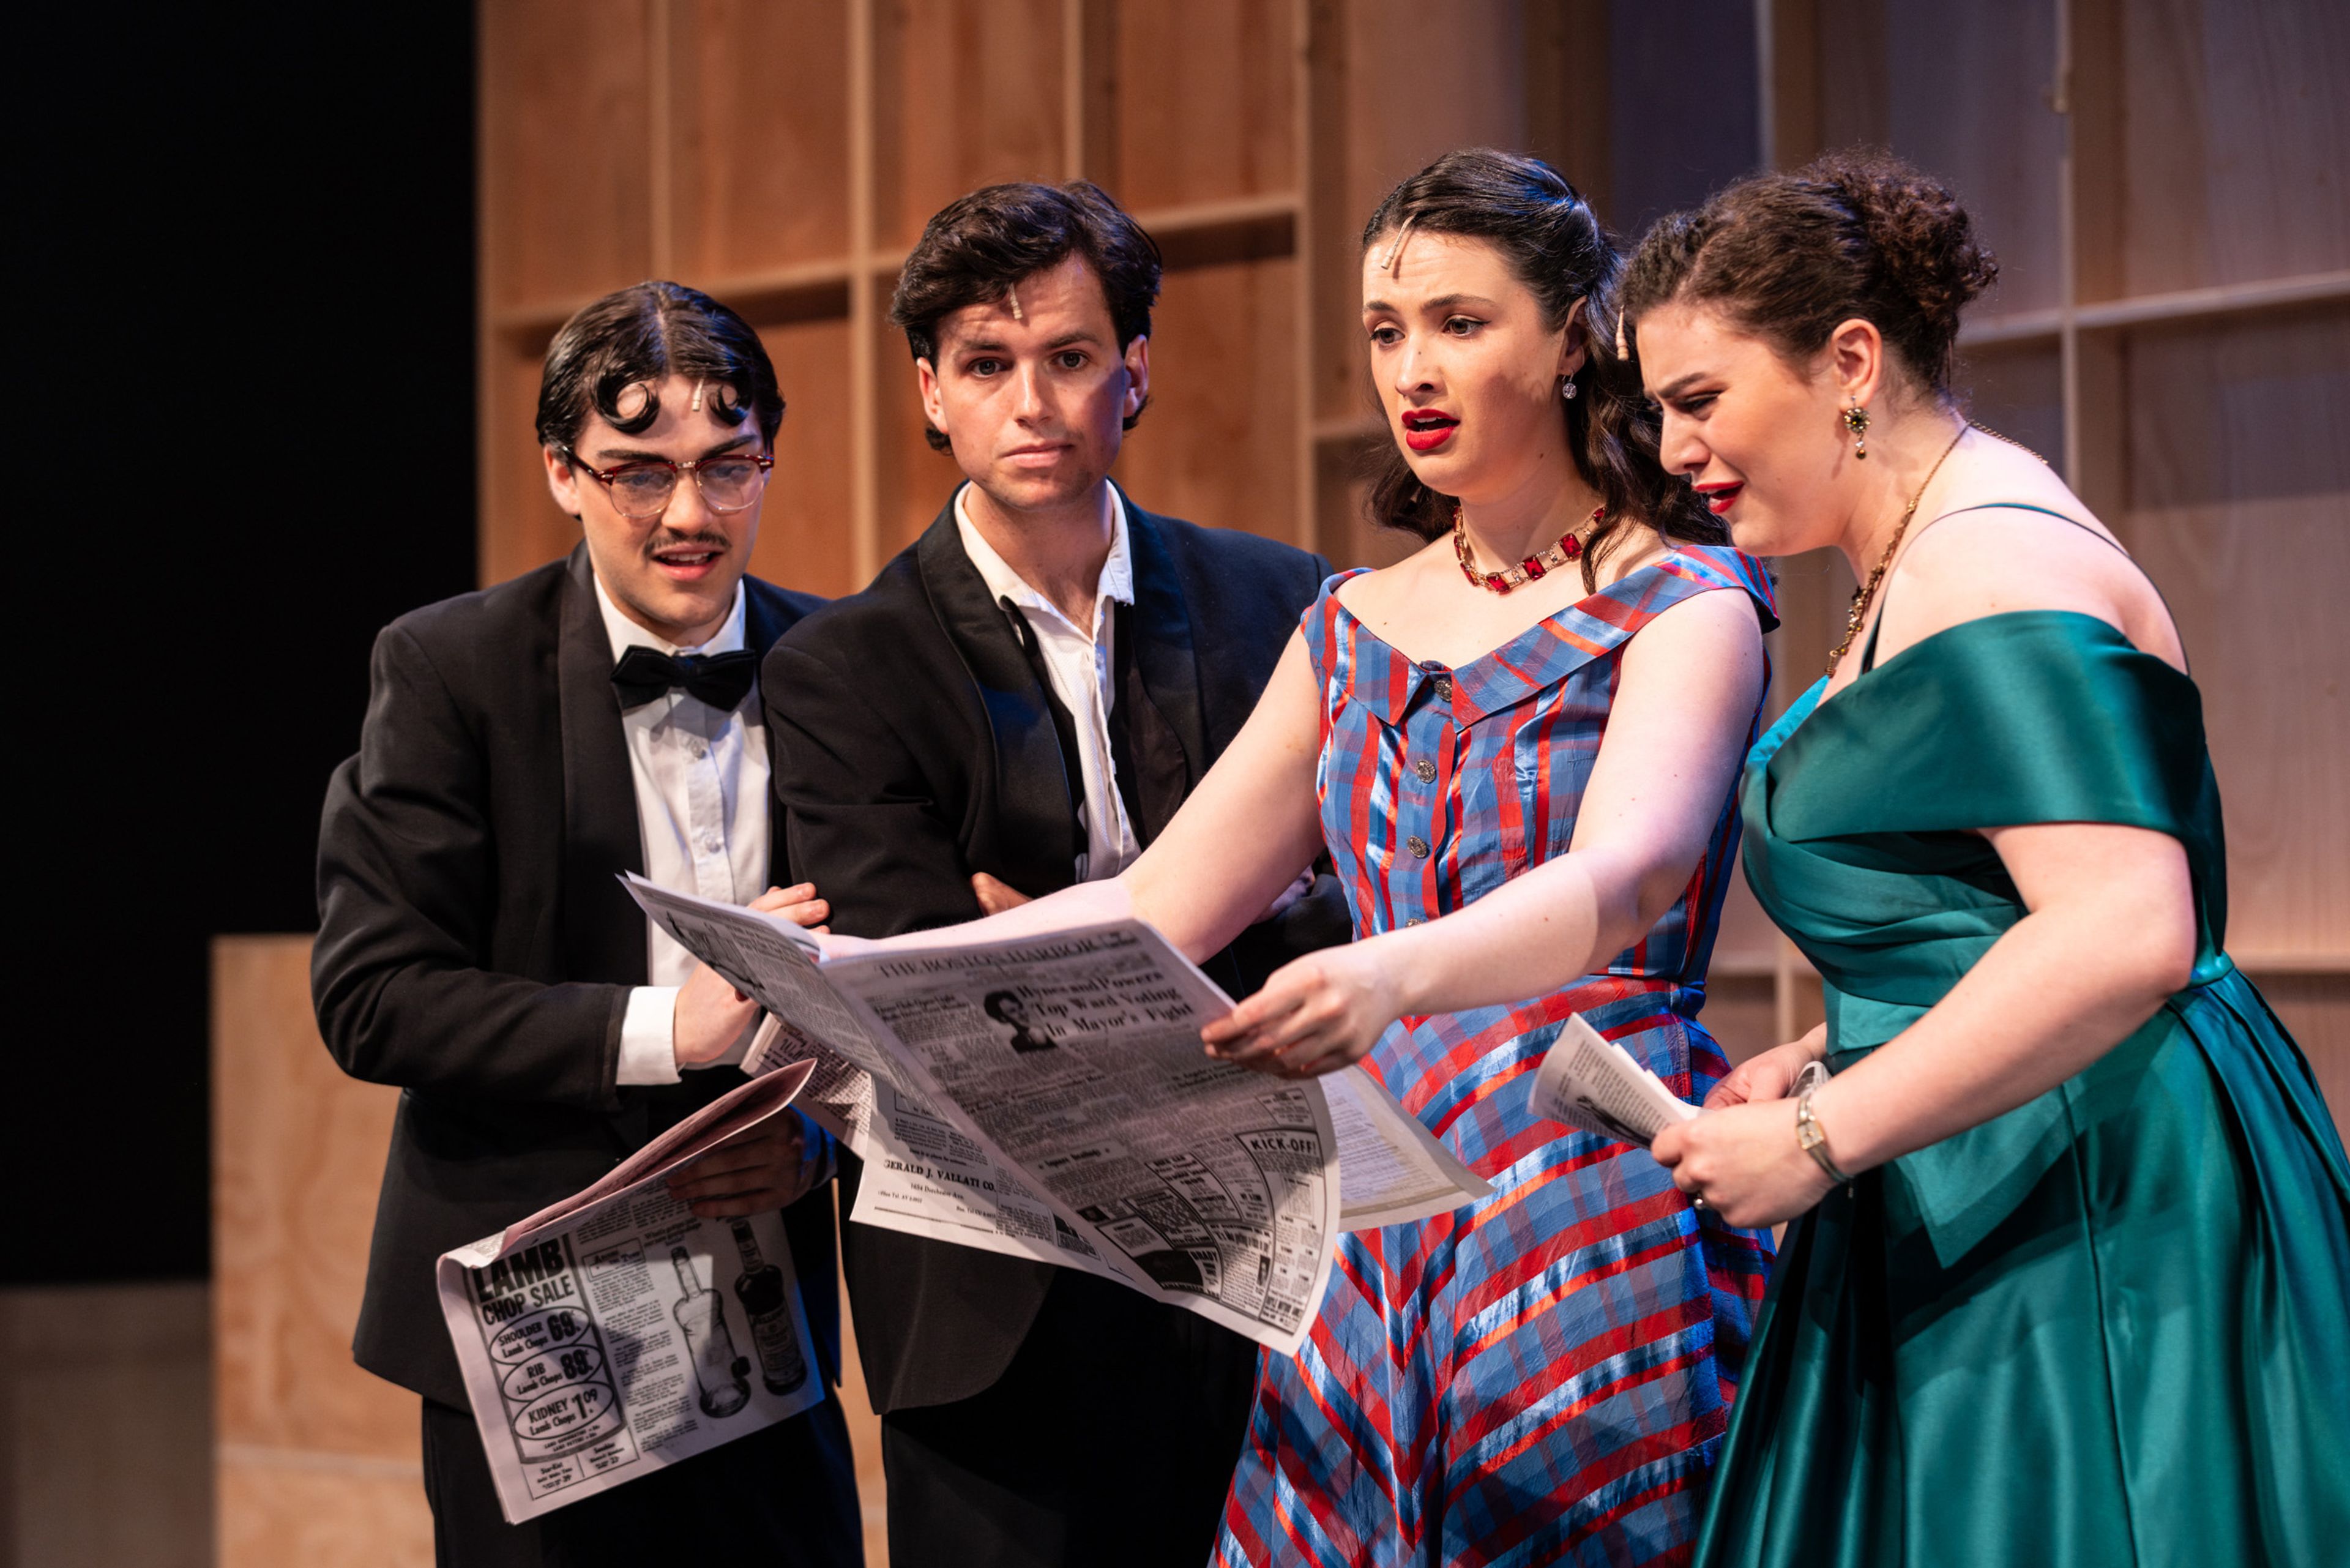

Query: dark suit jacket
left=764, top=487, right=1351, bottom=1413
left=313, top=543, right=839, bottom=1411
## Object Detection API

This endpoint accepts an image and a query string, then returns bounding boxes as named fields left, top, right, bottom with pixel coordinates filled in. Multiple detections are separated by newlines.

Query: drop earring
left=1561, top=376, right=1578, bottom=401
left=1843, top=399, right=1871, bottom=459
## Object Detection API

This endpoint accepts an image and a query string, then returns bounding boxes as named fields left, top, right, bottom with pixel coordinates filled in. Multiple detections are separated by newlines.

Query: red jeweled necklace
left=1453, top=503, right=1604, bottom=594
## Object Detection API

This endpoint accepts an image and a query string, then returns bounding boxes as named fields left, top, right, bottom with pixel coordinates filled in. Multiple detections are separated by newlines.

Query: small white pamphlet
left=1528, top=1013, right=1700, bottom=1145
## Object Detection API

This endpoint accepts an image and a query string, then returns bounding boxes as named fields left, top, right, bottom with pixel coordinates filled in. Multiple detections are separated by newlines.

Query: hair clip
left=1379, top=216, right=1418, bottom=274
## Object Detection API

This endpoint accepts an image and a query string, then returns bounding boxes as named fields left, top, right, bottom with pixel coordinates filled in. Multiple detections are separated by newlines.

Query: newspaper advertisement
left=848, top=1077, right=1144, bottom=1283
left=435, top=1064, right=826, bottom=1523
left=1529, top=1012, right=1701, bottom=1144
left=820, top=923, right=1340, bottom=1350
left=622, top=877, right=1489, bottom=1348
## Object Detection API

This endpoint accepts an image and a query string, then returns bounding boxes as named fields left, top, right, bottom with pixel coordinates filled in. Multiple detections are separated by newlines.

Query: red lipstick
left=1693, top=481, right=1743, bottom=516
left=1401, top=409, right=1458, bottom=454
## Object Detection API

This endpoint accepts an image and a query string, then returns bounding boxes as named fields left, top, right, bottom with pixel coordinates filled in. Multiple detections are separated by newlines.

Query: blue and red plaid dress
left=1217, top=547, right=1778, bottom=1568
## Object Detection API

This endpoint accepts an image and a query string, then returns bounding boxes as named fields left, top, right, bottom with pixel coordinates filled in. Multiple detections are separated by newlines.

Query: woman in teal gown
left=1617, top=152, right=2350, bottom=1565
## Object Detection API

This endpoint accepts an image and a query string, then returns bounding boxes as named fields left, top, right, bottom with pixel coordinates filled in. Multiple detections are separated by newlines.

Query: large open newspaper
left=435, top=1063, right=826, bottom=1523
left=623, top=876, right=1490, bottom=1352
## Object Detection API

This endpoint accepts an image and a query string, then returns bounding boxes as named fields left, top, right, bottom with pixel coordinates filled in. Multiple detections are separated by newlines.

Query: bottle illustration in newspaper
left=730, top=1219, right=809, bottom=1396
left=466, top=1238, right=638, bottom=1484
left=670, top=1247, right=753, bottom=1419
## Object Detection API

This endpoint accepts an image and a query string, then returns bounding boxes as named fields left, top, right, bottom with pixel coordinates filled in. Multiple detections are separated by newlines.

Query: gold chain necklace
left=1824, top=422, right=1969, bottom=678
left=1968, top=419, right=2047, bottom=463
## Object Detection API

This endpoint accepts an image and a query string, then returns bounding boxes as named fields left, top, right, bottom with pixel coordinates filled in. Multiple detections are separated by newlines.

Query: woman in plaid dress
left=852, top=151, right=1779, bottom=1564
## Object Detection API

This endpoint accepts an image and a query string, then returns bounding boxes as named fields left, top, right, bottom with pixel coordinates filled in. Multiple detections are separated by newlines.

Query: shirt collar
left=953, top=483, right=1135, bottom=633
left=592, top=571, right=747, bottom=661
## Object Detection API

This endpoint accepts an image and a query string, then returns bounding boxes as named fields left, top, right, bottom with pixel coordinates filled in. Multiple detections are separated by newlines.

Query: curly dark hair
left=534, top=280, right=783, bottom=453
left=1359, top=149, right=1722, bottom=589
left=1619, top=150, right=1999, bottom=401
left=890, top=180, right=1163, bottom=452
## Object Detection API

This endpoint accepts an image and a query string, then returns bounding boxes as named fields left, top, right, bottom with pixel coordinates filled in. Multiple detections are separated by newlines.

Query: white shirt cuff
left=616, top=986, right=682, bottom=1086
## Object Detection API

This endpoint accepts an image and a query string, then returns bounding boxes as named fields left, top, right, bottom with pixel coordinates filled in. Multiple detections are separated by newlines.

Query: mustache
left=643, top=530, right=731, bottom=555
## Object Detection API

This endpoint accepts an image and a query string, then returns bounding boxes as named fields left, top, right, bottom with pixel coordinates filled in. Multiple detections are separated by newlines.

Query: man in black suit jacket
left=766, top=182, right=1348, bottom=1568
left=315, top=283, right=858, bottom=1567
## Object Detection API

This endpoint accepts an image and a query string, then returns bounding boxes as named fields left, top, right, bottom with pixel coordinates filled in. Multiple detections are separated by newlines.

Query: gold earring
left=1843, top=400, right=1870, bottom=459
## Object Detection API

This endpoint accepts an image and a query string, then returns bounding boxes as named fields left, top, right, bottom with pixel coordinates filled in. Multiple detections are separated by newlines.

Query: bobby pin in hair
left=1380, top=217, right=1418, bottom=274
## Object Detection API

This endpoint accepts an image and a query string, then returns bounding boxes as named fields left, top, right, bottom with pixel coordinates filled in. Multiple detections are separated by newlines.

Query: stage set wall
left=206, top=4, right=2345, bottom=1565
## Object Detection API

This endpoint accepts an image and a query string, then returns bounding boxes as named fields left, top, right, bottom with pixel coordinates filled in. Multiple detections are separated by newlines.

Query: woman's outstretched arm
left=835, top=630, right=1330, bottom=962
left=1203, top=586, right=1766, bottom=1075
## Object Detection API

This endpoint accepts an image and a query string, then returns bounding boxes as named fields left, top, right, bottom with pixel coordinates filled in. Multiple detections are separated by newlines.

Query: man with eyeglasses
left=314, top=281, right=859, bottom=1566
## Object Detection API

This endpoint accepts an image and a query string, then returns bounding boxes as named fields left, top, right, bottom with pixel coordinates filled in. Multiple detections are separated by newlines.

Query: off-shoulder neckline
left=1800, top=606, right=2192, bottom=734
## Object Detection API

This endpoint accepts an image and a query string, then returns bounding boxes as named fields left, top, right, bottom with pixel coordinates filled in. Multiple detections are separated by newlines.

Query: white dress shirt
left=595, top=576, right=770, bottom=1085
left=955, top=483, right=1143, bottom=884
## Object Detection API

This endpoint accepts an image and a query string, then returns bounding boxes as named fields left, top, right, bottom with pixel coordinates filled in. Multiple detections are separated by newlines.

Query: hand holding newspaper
left=435, top=1062, right=826, bottom=1523
left=621, top=875, right=1490, bottom=1356
left=1528, top=1012, right=1702, bottom=1145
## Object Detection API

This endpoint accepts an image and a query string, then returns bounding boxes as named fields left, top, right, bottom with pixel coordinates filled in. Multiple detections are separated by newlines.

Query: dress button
left=1433, top=676, right=1454, bottom=703
left=1406, top=835, right=1429, bottom=858
left=1412, top=758, right=1437, bottom=783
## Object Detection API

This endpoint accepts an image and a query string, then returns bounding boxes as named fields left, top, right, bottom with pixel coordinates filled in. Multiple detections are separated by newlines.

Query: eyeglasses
left=562, top=448, right=774, bottom=520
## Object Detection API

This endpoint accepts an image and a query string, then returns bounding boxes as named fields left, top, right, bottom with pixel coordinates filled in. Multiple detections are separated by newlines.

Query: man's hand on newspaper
left=665, top=1109, right=832, bottom=1217
left=971, top=872, right=1033, bottom=914
left=1199, top=944, right=1400, bottom=1078
left=675, top=884, right=832, bottom=1067
left=751, top=880, right=832, bottom=931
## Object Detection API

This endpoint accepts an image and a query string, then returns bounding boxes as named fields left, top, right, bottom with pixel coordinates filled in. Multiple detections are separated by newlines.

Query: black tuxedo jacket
left=764, top=487, right=1351, bottom=1413
left=313, top=544, right=838, bottom=1410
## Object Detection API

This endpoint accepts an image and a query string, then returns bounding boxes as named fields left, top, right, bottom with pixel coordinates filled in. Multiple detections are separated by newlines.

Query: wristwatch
left=1792, top=1061, right=1855, bottom=1187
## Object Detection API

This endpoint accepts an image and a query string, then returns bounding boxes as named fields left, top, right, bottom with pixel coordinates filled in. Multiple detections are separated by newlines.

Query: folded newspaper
left=436, top=1062, right=826, bottom=1523
left=1528, top=1012, right=1702, bottom=1143
left=621, top=875, right=1490, bottom=1354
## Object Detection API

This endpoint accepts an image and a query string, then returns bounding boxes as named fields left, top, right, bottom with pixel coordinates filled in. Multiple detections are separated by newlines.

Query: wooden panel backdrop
left=444, top=0, right=2350, bottom=1555
left=213, top=937, right=434, bottom=1567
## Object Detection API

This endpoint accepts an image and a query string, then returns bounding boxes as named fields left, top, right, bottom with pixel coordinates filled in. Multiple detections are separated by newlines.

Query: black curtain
left=9, top=4, right=477, bottom=1283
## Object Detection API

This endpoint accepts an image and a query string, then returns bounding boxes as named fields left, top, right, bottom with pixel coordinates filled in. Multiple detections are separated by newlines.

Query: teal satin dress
left=1700, top=607, right=2350, bottom=1566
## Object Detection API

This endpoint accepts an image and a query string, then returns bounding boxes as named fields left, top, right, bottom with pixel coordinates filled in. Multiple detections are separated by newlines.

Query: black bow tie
left=610, top=646, right=759, bottom=711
